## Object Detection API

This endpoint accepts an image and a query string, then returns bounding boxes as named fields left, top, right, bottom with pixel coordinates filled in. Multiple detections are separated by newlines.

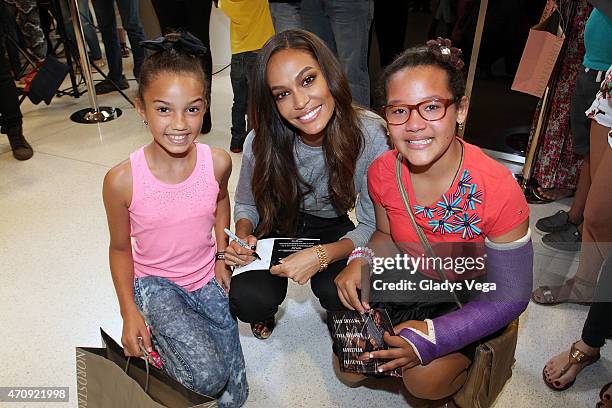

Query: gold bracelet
left=313, top=244, right=328, bottom=272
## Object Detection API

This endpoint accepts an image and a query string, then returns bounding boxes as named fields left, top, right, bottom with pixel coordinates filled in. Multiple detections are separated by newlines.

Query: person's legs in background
left=536, top=68, right=603, bottom=254
left=302, top=0, right=373, bottom=107
left=300, top=0, right=337, bottom=53
left=151, top=0, right=213, bottom=134
left=78, top=0, right=104, bottom=63
left=0, top=12, right=33, bottom=161
left=60, top=0, right=104, bottom=65
left=543, top=253, right=612, bottom=391
left=373, top=0, right=408, bottom=69
left=574, top=122, right=612, bottom=289
left=1, top=7, right=25, bottom=76
left=269, top=1, right=302, bottom=33
left=229, top=51, right=257, bottom=153
left=182, top=0, right=213, bottom=134
left=91, top=0, right=129, bottom=94
left=326, top=0, right=373, bottom=107
left=533, top=120, right=611, bottom=304
left=115, top=0, right=147, bottom=79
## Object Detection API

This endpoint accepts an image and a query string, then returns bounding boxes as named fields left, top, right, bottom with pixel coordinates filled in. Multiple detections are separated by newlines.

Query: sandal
left=250, top=317, right=275, bottom=340
left=597, top=382, right=612, bottom=408
left=542, top=341, right=600, bottom=391
left=529, top=187, right=575, bottom=204
left=531, top=277, right=594, bottom=306
left=535, top=210, right=579, bottom=234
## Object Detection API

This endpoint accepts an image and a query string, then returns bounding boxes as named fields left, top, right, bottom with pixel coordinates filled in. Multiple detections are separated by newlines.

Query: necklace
left=408, top=139, right=465, bottom=192
left=448, top=140, right=464, bottom=190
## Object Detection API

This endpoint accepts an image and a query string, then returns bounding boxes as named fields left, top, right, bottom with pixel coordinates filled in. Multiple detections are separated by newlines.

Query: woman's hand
left=334, top=259, right=370, bottom=313
left=215, top=261, right=232, bottom=292
left=270, top=247, right=320, bottom=285
left=224, top=235, right=258, bottom=267
left=121, top=306, right=152, bottom=357
left=358, top=320, right=425, bottom=372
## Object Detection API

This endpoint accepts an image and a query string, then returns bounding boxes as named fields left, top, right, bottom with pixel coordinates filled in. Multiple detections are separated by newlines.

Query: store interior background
left=0, top=1, right=610, bottom=407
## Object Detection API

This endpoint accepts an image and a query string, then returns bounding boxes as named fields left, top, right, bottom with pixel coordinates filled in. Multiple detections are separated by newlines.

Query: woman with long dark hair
left=223, top=29, right=389, bottom=339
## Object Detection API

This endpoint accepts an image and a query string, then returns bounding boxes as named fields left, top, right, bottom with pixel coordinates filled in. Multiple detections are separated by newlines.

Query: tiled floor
left=0, top=71, right=609, bottom=408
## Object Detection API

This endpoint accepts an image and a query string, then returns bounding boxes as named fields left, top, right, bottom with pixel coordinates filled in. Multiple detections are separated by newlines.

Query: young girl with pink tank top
left=102, top=33, right=247, bottom=407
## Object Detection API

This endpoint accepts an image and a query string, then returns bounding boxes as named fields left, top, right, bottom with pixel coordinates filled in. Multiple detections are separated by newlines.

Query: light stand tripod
left=65, top=0, right=121, bottom=123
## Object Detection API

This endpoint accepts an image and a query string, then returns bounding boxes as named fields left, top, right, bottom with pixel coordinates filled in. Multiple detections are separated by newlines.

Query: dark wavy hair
left=249, top=29, right=364, bottom=238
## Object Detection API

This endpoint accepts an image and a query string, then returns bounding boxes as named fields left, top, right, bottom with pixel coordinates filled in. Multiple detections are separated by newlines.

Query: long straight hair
left=249, top=29, right=364, bottom=237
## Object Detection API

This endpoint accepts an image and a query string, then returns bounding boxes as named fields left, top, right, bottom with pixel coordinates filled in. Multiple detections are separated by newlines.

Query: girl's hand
left=334, top=259, right=370, bottom=313
left=270, top=247, right=320, bottom=285
left=121, top=307, right=152, bottom=357
left=358, top=331, right=420, bottom=372
left=215, top=261, right=232, bottom=292
left=224, top=235, right=258, bottom=267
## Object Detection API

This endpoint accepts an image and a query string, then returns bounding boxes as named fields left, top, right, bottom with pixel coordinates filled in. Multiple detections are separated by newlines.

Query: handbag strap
left=125, top=343, right=151, bottom=393
left=394, top=153, right=463, bottom=309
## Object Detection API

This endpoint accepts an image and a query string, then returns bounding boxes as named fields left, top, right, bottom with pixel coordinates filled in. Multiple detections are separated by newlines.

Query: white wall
left=210, top=7, right=231, bottom=70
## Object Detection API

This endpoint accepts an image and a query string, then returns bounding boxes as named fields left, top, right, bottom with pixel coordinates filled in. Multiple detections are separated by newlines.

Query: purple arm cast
left=399, top=240, right=533, bottom=365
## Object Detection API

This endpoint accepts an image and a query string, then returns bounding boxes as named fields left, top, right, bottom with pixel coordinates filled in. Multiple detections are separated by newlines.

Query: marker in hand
left=224, top=228, right=261, bottom=260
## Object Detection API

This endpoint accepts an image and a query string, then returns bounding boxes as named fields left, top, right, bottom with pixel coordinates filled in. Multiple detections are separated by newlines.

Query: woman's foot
left=598, top=382, right=612, bottom=408
left=251, top=317, right=275, bottom=340
left=533, top=187, right=575, bottom=202
left=531, top=277, right=595, bottom=305
left=542, top=340, right=600, bottom=391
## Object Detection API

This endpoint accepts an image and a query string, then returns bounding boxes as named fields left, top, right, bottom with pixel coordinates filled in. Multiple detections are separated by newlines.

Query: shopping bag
left=75, top=328, right=217, bottom=408
left=511, top=12, right=565, bottom=98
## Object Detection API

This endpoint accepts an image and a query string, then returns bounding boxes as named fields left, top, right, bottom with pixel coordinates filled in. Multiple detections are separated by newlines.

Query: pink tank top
left=128, top=142, right=219, bottom=292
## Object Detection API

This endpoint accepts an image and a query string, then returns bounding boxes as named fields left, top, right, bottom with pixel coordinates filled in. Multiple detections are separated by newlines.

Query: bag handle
left=394, top=153, right=463, bottom=309
left=124, top=343, right=152, bottom=393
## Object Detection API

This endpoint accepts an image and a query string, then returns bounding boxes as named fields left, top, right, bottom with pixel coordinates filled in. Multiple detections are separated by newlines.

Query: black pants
left=229, top=51, right=258, bottom=143
left=373, top=0, right=409, bottom=68
left=229, top=213, right=354, bottom=323
left=0, top=4, right=22, bottom=135
left=582, top=255, right=612, bottom=348
left=150, top=0, right=213, bottom=111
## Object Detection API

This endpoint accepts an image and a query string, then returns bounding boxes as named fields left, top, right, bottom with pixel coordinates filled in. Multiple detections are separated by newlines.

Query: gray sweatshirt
left=234, top=110, right=390, bottom=247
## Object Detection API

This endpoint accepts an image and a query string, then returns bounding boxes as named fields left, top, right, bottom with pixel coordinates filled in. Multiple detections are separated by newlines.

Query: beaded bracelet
left=313, top=245, right=329, bottom=272
left=347, top=246, right=375, bottom=266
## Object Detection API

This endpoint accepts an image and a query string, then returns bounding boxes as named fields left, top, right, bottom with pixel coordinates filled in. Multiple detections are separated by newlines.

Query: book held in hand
left=328, top=309, right=402, bottom=377
left=232, top=238, right=320, bottom=275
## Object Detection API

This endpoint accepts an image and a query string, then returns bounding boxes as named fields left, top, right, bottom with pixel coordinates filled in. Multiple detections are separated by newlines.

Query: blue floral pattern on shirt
left=412, top=169, right=483, bottom=239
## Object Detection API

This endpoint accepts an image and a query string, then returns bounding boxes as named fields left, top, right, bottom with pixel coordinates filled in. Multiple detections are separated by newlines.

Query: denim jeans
left=134, top=276, right=248, bottom=408
left=60, top=0, right=103, bottom=60
left=301, top=0, right=373, bottom=107
left=230, top=51, right=258, bottom=143
left=91, top=0, right=147, bottom=80
left=269, top=2, right=302, bottom=32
